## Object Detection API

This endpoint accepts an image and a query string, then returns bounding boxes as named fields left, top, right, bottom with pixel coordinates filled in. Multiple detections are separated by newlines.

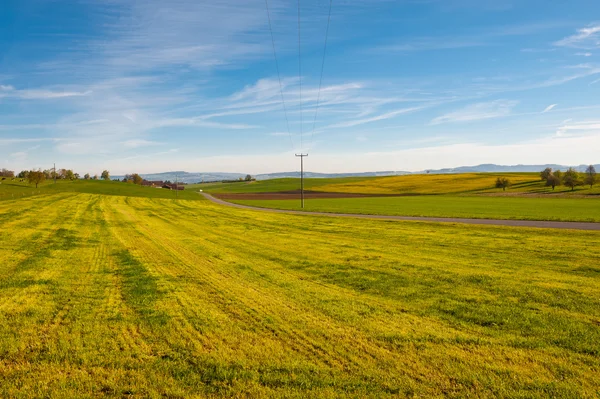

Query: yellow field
left=317, top=173, right=540, bottom=194
left=1, top=193, right=599, bottom=397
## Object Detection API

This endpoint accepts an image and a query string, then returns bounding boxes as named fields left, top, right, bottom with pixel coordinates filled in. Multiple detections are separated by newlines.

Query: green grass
left=0, top=191, right=599, bottom=397
left=231, top=195, right=600, bottom=222
left=193, top=173, right=600, bottom=196
left=191, top=176, right=378, bottom=194
left=0, top=179, right=204, bottom=201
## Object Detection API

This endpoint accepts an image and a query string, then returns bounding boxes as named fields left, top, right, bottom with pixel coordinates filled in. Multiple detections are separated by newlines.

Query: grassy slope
left=0, top=193, right=599, bottom=397
left=0, top=179, right=204, bottom=201
left=191, top=177, right=378, bottom=194
left=232, top=196, right=600, bottom=222
left=195, top=173, right=600, bottom=196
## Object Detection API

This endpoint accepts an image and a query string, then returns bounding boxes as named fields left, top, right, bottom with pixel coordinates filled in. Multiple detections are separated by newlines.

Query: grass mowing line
left=2, top=194, right=600, bottom=396
left=112, top=196, right=600, bottom=394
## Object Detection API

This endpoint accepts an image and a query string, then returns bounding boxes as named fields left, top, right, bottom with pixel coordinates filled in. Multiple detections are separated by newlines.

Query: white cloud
left=122, top=139, right=163, bottom=148
left=431, top=100, right=518, bottom=125
left=0, top=84, right=89, bottom=100
left=542, top=104, right=557, bottom=113
left=555, top=25, right=600, bottom=49
left=330, top=106, right=427, bottom=128
left=576, top=52, right=593, bottom=57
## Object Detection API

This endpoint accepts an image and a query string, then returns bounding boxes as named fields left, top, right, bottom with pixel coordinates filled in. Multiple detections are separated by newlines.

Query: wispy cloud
left=431, top=100, right=518, bottom=125
left=542, top=104, right=557, bottom=113
left=330, top=106, right=427, bottom=128
left=0, top=85, right=89, bottom=100
left=576, top=52, right=593, bottom=57
left=555, top=25, right=600, bottom=49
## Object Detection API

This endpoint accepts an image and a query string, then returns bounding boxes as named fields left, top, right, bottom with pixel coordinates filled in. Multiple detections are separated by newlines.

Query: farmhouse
left=141, top=180, right=164, bottom=187
left=162, top=183, right=185, bottom=190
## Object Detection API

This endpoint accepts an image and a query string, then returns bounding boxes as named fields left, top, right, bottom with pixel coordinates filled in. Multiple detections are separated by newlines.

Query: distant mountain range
left=114, top=164, right=599, bottom=184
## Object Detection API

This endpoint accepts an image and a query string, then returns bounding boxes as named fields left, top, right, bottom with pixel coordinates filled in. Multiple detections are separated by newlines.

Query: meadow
left=0, top=179, right=202, bottom=201
left=0, top=187, right=599, bottom=397
left=231, top=196, right=600, bottom=222
left=197, top=173, right=600, bottom=196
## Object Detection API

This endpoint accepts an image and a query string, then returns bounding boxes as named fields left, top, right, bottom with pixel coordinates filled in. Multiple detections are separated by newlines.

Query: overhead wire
left=308, top=0, right=333, bottom=153
left=297, top=0, right=304, bottom=152
left=264, top=0, right=295, bottom=150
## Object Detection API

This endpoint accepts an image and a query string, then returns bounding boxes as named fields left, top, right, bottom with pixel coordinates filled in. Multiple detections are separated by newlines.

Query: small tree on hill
left=131, top=173, right=143, bottom=185
left=540, top=167, right=553, bottom=181
left=495, top=177, right=511, bottom=191
left=84, top=173, right=90, bottom=180
left=562, top=168, right=582, bottom=191
left=65, top=169, right=75, bottom=180
left=28, top=170, right=45, bottom=188
left=101, top=170, right=110, bottom=180
left=545, top=174, right=561, bottom=190
left=245, top=174, right=253, bottom=181
left=584, top=165, right=597, bottom=188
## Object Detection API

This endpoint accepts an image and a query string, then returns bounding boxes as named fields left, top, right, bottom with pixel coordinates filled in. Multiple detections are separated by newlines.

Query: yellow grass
left=317, top=173, right=539, bottom=194
left=0, top=193, right=599, bottom=397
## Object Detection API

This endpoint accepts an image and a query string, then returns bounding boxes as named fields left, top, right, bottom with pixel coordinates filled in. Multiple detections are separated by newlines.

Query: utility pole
left=295, top=153, right=308, bottom=208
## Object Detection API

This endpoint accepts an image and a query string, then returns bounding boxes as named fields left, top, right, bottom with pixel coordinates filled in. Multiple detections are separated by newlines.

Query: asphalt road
left=201, top=193, right=600, bottom=231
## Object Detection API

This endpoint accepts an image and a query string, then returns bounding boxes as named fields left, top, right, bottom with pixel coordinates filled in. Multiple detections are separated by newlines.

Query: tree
left=17, top=170, right=29, bottom=179
left=562, top=168, right=582, bottom=191
left=130, top=173, right=143, bottom=185
left=65, top=169, right=75, bottom=180
left=245, top=174, right=253, bottom=181
left=540, top=167, right=553, bottom=181
left=93, top=175, right=98, bottom=180
left=101, top=170, right=110, bottom=180
left=584, top=165, right=597, bottom=188
left=545, top=174, right=561, bottom=190
left=84, top=173, right=90, bottom=180
left=0, top=168, right=15, bottom=178
left=27, top=170, right=45, bottom=188
left=495, top=177, right=511, bottom=191
left=74, top=173, right=80, bottom=180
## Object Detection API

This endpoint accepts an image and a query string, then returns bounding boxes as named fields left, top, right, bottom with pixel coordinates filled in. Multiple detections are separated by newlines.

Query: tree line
left=540, top=166, right=596, bottom=191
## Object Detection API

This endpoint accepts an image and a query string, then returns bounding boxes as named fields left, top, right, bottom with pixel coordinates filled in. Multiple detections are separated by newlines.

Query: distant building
left=162, top=183, right=185, bottom=191
left=142, top=180, right=164, bottom=187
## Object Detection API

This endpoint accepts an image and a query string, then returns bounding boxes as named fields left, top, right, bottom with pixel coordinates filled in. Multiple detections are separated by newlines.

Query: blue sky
left=1, top=0, right=599, bottom=174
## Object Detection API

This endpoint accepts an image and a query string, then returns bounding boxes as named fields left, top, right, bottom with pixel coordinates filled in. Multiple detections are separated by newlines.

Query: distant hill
left=114, top=164, right=599, bottom=183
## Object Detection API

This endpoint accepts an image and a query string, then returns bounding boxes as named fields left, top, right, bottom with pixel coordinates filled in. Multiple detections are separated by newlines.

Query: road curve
left=200, top=193, right=600, bottom=231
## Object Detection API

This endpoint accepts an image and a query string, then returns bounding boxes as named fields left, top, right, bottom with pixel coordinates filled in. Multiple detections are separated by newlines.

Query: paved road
left=201, top=193, right=600, bottom=231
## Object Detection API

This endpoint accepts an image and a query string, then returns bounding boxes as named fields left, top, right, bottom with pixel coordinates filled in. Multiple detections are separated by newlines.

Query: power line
left=308, top=0, right=333, bottom=153
left=264, top=0, right=295, bottom=150
left=297, top=0, right=303, bottom=152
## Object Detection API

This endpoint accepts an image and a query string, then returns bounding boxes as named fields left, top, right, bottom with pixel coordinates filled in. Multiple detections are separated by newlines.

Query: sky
left=1, top=0, right=600, bottom=174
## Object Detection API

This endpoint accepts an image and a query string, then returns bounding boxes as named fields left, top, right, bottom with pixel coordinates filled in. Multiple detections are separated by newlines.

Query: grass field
left=0, top=179, right=203, bottom=201
left=196, top=173, right=600, bottom=196
left=232, top=196, right=600, bottom=222
left=190, top=176, right=375, bottom=194
left=1, top=190, right=599, bottom=397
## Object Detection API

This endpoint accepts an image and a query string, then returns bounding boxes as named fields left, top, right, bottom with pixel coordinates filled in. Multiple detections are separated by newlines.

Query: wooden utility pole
left=295, top=154, right=308, bottom=208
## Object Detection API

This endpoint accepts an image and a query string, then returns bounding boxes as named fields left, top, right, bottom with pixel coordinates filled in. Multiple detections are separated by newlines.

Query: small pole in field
left=295, top=153, right=308, bottom=208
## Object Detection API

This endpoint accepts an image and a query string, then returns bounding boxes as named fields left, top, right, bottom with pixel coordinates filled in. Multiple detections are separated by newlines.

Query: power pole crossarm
left=295, top=154, right=308, bottom=208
